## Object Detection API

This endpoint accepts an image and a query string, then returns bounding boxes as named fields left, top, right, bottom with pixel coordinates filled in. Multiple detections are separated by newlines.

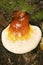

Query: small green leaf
left=18, top=1, right=29, bottom=12
left=0, top=0, right=17, bottom=12
left=31, top=10, right=43, bottom=20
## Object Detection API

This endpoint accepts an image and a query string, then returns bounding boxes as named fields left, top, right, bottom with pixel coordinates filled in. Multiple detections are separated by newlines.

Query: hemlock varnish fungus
left=1, top=0, right=42, bottom=54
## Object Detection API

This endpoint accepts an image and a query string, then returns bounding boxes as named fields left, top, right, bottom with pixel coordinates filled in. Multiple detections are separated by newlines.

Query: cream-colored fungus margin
left=2, top=25, right=42, bottom=54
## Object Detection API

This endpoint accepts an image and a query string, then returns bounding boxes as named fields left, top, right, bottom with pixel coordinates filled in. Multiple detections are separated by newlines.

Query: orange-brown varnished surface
left=9, top=11, right=30, bottom=37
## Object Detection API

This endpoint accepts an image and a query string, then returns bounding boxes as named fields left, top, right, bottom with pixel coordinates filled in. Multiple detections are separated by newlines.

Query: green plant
left=0, top=0, right=17, bottom=12
left=31, top=10, right=43, bottom=20
left=0, top=0, right=37, bottom=12
left=0, top=0, right=43, bottom=20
